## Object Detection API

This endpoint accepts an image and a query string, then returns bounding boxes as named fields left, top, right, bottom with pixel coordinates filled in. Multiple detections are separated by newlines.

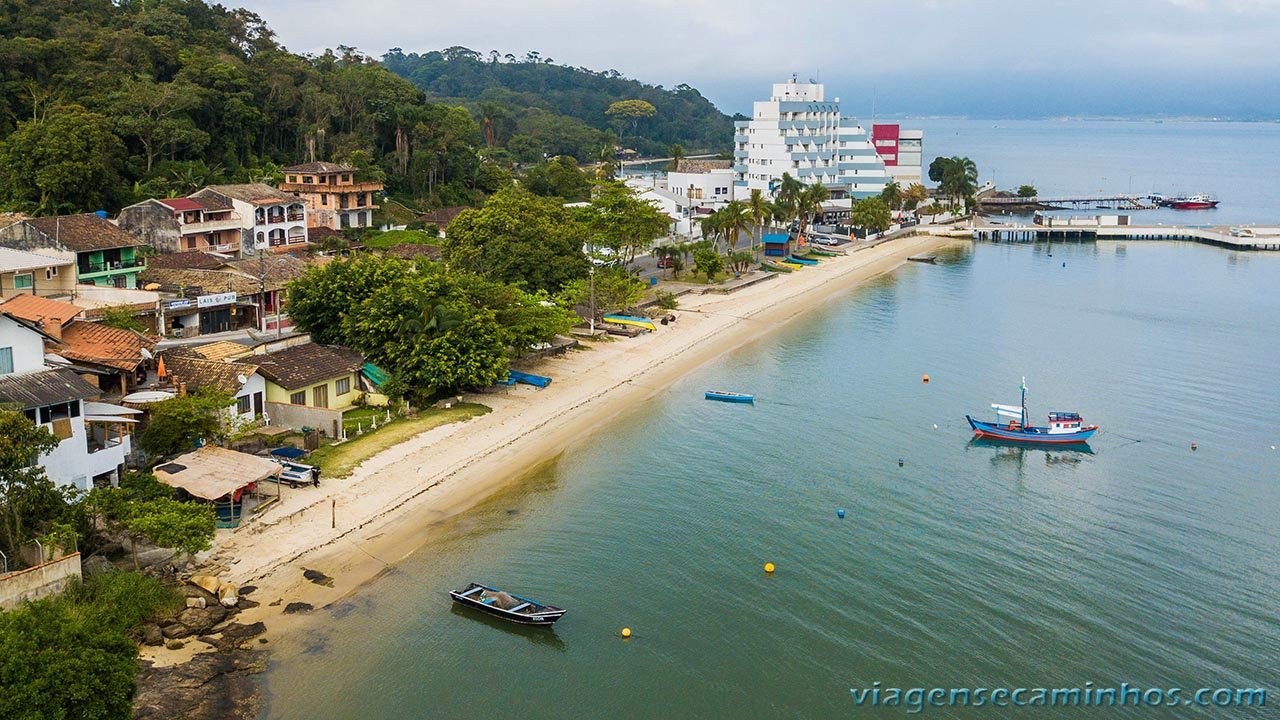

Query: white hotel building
left=733, top=79, right=890, bottom=198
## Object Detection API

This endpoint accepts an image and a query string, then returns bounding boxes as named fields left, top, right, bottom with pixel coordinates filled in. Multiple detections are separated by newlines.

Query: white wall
left=0, top=314, right=48, bottom=374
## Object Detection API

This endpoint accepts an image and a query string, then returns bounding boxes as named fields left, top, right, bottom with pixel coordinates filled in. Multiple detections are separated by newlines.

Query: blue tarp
left=762, top=233, right=789, bottom=244
left=509, top=370, right=552, bottom=388
left=269, top=447, right=307, bottom=460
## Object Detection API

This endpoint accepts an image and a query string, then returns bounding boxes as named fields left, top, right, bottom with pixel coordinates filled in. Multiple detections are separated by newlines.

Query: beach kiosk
left=761, top=233, right=791, bottom=258
left=154, top=446, right=282, bottom=528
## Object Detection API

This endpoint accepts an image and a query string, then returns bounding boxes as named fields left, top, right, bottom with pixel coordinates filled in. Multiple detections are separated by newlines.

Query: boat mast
left=1020, top=377, right=1027, bottom=428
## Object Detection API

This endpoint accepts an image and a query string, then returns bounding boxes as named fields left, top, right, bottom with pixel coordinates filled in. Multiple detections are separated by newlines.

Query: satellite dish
left=236, top=374, right=248, bottom=385
left=140, top=348, right=153, bottom=360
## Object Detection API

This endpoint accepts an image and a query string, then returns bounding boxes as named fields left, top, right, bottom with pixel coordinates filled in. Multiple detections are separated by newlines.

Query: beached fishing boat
left=966, top=379, right=1097, bottom=444
left=705, top=390, right=754, bottom=403
left=449, top=582, right=566, bottom=626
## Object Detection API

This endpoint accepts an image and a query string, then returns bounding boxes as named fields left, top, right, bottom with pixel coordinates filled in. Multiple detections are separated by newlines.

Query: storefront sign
left=197, top=292, right=237, bottom=308
left=165, top=299, right=193, bottom=310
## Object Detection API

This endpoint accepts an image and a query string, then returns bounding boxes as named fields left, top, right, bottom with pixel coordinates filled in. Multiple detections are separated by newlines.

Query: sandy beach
left=143, top=231, right=957, bottom=668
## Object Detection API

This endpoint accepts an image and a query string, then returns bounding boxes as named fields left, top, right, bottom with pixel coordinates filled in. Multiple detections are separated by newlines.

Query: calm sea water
left=262, top=240, right=1280, bottom=719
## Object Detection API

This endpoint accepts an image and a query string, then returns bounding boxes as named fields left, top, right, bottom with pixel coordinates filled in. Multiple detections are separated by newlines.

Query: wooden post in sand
left=331, top=499, right=335, bottom=529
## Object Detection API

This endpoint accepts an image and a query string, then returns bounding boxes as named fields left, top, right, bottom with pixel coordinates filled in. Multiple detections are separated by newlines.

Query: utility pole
left=588, top=263, right=596, bottom=334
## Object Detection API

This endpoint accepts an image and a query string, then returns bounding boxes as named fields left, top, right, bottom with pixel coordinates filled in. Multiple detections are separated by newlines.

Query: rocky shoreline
left=132, top=579, right=270, bottom=720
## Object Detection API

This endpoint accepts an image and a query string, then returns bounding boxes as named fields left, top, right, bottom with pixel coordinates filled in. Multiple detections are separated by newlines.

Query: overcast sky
left=236, top=0, right=1280, bottom=118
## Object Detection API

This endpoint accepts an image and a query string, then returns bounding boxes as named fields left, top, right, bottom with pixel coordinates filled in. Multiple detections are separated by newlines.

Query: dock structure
left=979, top=194, right=1157, bottom=210
left=969, top=222, right=1280, bottom=251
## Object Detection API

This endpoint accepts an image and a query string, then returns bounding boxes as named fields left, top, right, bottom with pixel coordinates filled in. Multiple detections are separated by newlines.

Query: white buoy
left=933, top=424, right=939, bottom=430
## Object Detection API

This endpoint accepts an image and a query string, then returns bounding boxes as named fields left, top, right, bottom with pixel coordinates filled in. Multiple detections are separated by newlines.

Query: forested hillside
left=382, top=47, right=735, bottom=159
left=0, top=0, right=483, bottom=213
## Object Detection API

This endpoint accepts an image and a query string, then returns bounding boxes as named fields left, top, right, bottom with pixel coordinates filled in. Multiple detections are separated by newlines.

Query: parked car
left=656, top=257, right=674, bottom=268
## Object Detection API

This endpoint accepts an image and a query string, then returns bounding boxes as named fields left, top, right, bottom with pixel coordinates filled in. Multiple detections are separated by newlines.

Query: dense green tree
left=0, top=572, right=180, bottom=720
left=523, top=155, right=591, bottom=201
left=443, top=185, right=589, bottom=292
left=0, top=105, right=124, bottom=213
left=693, top=246, right=723, bottom=281
left=852, top=197, right=893, bottom=234
left=107, top=76, right=208, bottom=175
left=928, top=156, right=979, bottom=208
left=383, top=49, right=732, bottom=156
left=606, top=99, right=656, bottom=145
left=0, top=412, right=62, bottom=565
left=1017, top=184, right=1038, bottom=198
left=558, top=268, right=646, bottom=318
left=136, top=388, right=234, bottom=457
left=577, top=182, right=671, bottom=262
left=287, top=255, right=413, bottom=344
left=125, top=498, right=217, bottom=556
left=507, top=134, right=544, bottom=164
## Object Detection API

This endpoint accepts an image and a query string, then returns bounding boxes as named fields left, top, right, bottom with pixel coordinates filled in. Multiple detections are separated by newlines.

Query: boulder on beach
left=185, top=596, right=207, bottom=609
left=141, top=624, right=164, bottom=646
left=218, top=582, right=238, bottom=607
left=161, top=623, right=190, bottom=639
left=190, top=574, right=222, bottom=595
left=178, top=606, right=228, bottom=635
left=282, top=602, right=313, bottom=614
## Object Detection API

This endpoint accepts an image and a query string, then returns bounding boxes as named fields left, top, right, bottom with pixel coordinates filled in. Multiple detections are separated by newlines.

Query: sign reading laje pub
left=196, top=291, right=237, bottom=308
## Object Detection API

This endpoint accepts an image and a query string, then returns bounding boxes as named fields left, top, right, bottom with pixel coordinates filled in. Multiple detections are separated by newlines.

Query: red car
left=656, top=257, right=674, bottom=269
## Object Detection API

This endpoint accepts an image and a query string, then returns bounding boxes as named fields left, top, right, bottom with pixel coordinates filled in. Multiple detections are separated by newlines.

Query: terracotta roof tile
left=255, top=343, right=363, bottom=391
left=158, top=349, right=259, bottom=394
left=0, top=294, right=84, bottom=329
left=57, top=321, right=159, bottom=371
left=189, top=340, right=253, bottom=362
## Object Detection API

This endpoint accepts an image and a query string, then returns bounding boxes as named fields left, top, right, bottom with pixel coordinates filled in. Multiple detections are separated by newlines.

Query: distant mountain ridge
left=382, top=47, right=735, bottom=158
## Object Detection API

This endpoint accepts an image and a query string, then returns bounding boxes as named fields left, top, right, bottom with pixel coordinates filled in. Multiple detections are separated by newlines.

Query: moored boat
left=965, top=379, right=1097, bottom=445
left=705, top=390, right=754, bottom=403
left=449, top=582, right=566, bottom=626
left=1169, top=194, right=1219, bottom=210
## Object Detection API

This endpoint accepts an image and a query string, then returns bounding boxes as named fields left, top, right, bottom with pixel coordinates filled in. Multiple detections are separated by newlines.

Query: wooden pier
left=969, top=222, right=1280, bottom=251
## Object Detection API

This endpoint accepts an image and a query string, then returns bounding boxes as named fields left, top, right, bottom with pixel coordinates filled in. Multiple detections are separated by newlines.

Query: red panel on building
left=872, top=124, right=900, bottom=166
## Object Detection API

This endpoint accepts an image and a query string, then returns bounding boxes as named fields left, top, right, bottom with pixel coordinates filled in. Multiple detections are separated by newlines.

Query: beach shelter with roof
left=154, top=446, right=281, bottom=527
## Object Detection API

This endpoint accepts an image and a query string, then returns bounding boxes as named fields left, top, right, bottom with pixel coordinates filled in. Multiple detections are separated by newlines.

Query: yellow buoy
left=922, top=374, right=930, bottom=383
left=621, top=627, right=632, bottom=638
left=764, top=562, right=775, bottom=574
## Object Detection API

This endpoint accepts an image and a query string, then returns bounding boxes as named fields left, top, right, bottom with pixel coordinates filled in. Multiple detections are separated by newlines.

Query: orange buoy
left=922, top=374, right=930, bottom=383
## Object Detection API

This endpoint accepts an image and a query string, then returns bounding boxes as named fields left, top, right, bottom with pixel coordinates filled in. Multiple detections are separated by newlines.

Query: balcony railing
left=180, top=217, right=243, bottom=233
left=79, top=258, right=145, bottom=275
left=287, top=212, right=304, bottom=221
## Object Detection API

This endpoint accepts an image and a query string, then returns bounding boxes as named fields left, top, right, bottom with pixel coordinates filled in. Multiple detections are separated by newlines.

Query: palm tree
left=667, top=143, right=685, bottom=172
left=880, top=181, right=903, bottom=211
left=796, top=183, right=830, bottom=245
left=717, top=200, right=754, bottom=260
left=699, top=212, right=721, bottom=251
left=747, top=189, right=771, bottom=261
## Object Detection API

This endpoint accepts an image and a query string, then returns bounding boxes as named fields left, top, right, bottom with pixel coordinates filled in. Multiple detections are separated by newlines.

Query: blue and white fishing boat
left=966, top=378, right=1097, bottom=445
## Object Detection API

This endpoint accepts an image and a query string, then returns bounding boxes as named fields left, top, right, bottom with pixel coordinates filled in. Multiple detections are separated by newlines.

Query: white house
left=733, top=78, right=891, bottom=198
left=157, top=348, right=266, bottom=430
left=0, top=312, right=134, bottom=490
left=189, top=184, right=308, bottom=254
left=666, top=168, right=736, bottom=210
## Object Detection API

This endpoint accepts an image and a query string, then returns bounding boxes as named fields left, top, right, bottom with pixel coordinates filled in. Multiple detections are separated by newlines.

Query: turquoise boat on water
left=705, top=390, right=754, bottom=403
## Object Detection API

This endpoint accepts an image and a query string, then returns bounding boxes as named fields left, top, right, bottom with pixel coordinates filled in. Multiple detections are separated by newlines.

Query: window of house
left=45, top=267, right=55, bottom=280
left=14, top=273, right=33, bottom=290
left=335, top=377, right=350, bottom=395
left=236, top=395, right=252, bottom=414
left=289, top=390, right=306, bottom=405
left=186, top=237, right=197, bottom=250
left=303, top=176, right=314, bottom=184
left=0, top=346, right=12, bottom=374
